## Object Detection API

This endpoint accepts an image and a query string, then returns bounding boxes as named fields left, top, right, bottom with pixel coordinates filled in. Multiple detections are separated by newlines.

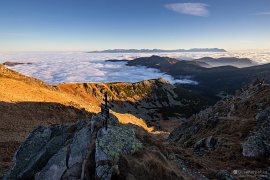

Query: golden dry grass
left=57, top=82, right=162, bottom=134
left=0, top=65, right=166, bottom=174
left=0, top=65, right=158, bottom=143
left=0, top=77, right=98, bottom=112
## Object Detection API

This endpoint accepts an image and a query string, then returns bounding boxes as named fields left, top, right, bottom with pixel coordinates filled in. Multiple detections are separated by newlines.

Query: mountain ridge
left=126, top=56, right=270, bottom=98
left=195, top=57, right=257, bottom=68
left=88, top=48, right=227, bottom=53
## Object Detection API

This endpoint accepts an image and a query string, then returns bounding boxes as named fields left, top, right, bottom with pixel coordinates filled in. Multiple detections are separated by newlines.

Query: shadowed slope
left=57, top=79, right=208, bottom=130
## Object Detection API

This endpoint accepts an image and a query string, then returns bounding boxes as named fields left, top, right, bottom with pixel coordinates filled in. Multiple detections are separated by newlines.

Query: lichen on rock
left=95, top=125, right=143, bottom=179
left=97, top=126, right=142, bottom=160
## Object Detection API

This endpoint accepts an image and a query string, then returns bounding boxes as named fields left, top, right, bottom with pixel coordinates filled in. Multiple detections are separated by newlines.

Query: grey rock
left=23, top=135, right=69, bottom=178
left=207, top=116, right=219, bottom=127
left=242, top=135, right=267, bottom=157
left=68, top=124, right=91, bottom=167
left=36, top=123, right=92, bottom=180
left=50, top=124, right=71, bottom=137
left=35, top=147, right=68, bottom=180
left=168, top=122, right=199, bottom=144
left=194, top=136, right=218, bottom=151
left=255, top=107, right=270, bottom=128
left=216, top=170, right=234, bottom=180
left=4, top=119, right=92, bottom=180
left=5, top=126, right=52, bottom=179
left=75, top=119, right=87, bottom=130
left=205, top=136, right=218, bottom=150
left=5, top=124, right=75, bottom=179
left=95, top=126, right=142, bottom=180
left=61, top=163, right=82, bottom=180
left=242, top=107, right=270, bottom=157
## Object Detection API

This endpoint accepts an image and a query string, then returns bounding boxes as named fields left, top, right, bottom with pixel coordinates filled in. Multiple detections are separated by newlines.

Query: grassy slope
left=0, top=65, right=155, bottom=173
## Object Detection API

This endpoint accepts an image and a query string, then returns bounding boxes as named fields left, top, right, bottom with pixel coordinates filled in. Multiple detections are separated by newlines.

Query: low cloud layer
left=0, top=51, right=269, bottom=85
left=165, top=3, right=209, bottom=17
left=0, top=52, right=197, bottom=85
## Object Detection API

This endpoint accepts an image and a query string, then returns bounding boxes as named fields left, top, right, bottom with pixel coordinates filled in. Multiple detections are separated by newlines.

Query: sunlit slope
left=0, top=65, right=99, bottom=142
left=57, top=81, right=156, bottom=132
left=0, top=65, right=154, bottom=143
left=0, top=65, right=156, bottom=172
left=56, top=80, right=175, bottom=132
left=0, top=65, right=98, bottom=109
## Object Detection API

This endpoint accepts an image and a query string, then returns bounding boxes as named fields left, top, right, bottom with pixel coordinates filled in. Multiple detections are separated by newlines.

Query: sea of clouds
left=0, top=50, right=269, bottom=85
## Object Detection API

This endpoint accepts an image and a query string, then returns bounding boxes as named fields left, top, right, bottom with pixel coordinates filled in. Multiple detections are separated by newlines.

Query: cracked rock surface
left=95, top=126, right=143, bottom=179
left=4, top=114, right=143, bottom=180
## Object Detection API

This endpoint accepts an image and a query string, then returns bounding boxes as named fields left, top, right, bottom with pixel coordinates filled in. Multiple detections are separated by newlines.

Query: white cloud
left=165, top=3, right=209, bottom=17
left=256, top=12, right=270, bottom=15
left=0, top=52, right=198, bottom=85
left=1, top=51, right=269, bottom=85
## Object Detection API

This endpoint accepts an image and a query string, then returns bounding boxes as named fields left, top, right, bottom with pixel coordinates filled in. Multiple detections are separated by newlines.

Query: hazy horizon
left=1, top=48, right=270, bottom=53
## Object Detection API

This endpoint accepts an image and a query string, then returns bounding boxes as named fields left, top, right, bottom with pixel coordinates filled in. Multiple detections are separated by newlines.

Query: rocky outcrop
left=242, top=107, right=270, bottom=157
left=168, top=82, right=270, bottom=179
left=57, top=78, right=186, bottom=128
left=167, top=121, right=199, bottom=145
left=194, top=136, right=218, bottom=151
left=4, top=112, right=143, bottom=180
left=216, top=170, right=234, bottom=180
left=95, top=126, right=143, bottom=179
left=35, top=122, right=92, bottom=180
left=5, top=124, right=73, bottom=179
left=35, top=148, right=69, bottom=180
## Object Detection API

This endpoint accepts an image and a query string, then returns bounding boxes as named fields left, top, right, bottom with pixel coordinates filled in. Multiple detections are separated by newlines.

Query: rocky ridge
left=168, top=81, right=270, bottom=178
left=4, top=113, right=143, bottom=179
left=4, top=112, right=203, bottom=180
left=57, top=78, right=185, bottom=127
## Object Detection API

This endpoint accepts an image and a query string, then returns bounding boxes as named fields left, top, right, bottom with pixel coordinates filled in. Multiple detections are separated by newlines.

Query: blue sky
left=0, top=0, right=269, bottom=51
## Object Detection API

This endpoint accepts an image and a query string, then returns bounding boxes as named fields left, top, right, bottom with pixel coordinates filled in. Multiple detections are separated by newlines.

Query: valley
left=127, top=55, right=270, bottom=99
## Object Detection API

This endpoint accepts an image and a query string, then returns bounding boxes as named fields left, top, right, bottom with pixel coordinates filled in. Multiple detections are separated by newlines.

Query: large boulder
left=242, top=135, right=267, bottom=157
left=5, top=127, right=52, bottom=179
left=95, top=125, right=143, bottom=179
left=4, top=120, right=90, bottom=180
left=68, top=124, right=91, bottom=167
left=255, top=107, right=270, bottom=128
left=6, top=113, right=147, bottom=180
left=168, top=122, right=199, bottom=144
left=35, top=123, right=92, bottom=180
left=242, top=107, right=270, bottom=157
left=194, top=136, right=218, bottom=151
left=35, top=147, right=68, bottom=180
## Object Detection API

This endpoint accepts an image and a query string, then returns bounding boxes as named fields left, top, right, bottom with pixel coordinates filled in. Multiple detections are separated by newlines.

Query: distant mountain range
left=88, top=48, right=227, bottom=53
left=195, top=57, right=257, bottom=68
